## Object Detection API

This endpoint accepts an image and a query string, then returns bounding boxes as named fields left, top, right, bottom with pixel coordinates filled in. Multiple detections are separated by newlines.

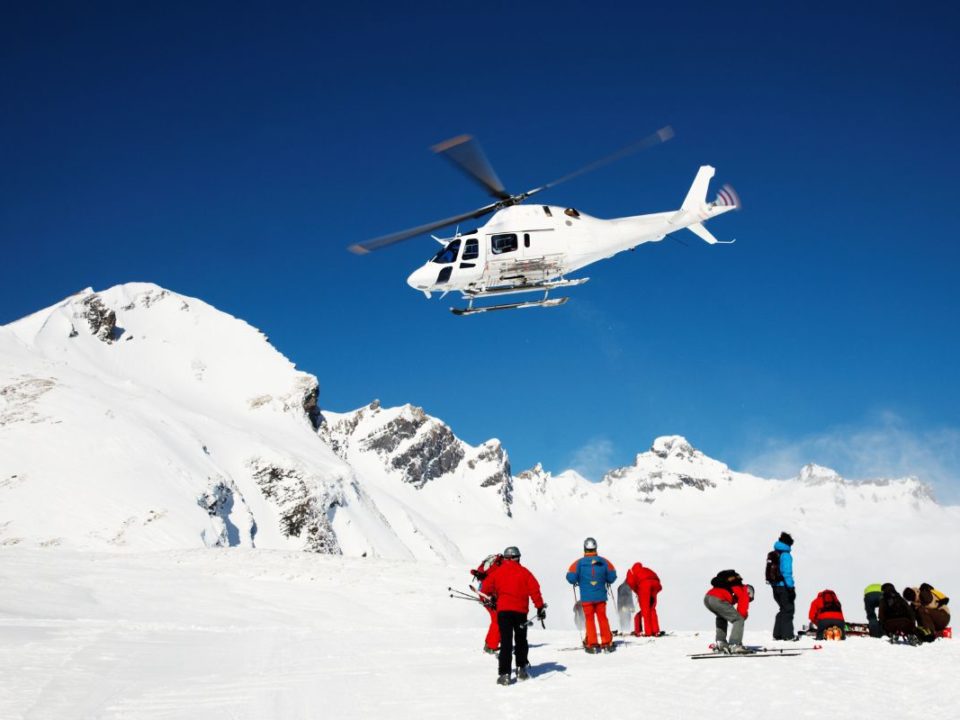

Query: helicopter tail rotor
left=714, top=183, right=741, bottom=210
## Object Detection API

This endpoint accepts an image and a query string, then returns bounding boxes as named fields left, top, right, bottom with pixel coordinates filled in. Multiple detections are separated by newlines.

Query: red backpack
left=820, top=590, right=842, bottom=613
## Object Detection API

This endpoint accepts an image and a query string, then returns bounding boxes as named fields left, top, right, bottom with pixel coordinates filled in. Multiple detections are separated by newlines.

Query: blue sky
left=3, top=2, right=959, bottom=499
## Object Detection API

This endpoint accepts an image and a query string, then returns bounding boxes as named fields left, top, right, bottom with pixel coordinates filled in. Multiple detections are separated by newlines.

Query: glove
left=537, top=605, right=547, bottom=621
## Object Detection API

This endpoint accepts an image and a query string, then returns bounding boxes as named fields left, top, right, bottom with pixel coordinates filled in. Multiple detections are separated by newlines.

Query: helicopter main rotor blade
left=347, top=201, right=500, bottom=254
left=432, top=135, right=511, bottom=201
left=521, top=125, right=675, bottom=200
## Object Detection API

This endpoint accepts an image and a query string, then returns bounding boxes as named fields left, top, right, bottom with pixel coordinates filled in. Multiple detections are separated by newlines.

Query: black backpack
left=765, top=550, right=784, bottom=585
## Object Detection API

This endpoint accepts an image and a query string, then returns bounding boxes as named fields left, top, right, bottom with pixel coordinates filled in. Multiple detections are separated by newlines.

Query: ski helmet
left=583, top=537, right=598, bottom=552
left=503, top=546, right=521, bottom=559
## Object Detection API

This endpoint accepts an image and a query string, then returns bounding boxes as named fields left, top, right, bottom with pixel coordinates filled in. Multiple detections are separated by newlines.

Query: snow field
left=1, top=549, right=956, bottom=720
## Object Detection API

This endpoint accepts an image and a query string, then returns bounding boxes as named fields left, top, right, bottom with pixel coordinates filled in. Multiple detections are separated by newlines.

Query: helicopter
left=348, top=127, right=740, bottom=316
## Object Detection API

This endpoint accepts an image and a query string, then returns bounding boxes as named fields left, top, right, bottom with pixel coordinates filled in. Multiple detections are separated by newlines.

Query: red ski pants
left=582, top=601, right=613, bottom=647
left=633, top=582, right=661, bottom=636
left=484, top=605, right=500, bottom=650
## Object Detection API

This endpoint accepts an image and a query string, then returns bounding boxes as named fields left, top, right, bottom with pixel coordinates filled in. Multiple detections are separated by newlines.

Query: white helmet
left=583, top=537, right=598, bottom=552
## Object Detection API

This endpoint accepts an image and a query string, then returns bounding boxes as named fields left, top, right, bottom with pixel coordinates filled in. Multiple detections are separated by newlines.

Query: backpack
left=820, top=590, right=842, bottom=613
left=765, top=550, right=784, bottom=585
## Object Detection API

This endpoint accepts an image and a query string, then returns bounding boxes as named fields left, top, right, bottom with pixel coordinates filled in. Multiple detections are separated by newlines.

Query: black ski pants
left=864, top=591, right=882, bottom=638
left=772, top=585, right=796, bottom=640
left=496, top=610, right=529, bottom=676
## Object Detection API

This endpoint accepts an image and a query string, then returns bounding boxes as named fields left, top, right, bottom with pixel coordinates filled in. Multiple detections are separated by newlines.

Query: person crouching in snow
left=566, top=537, right=617, bottom=652
left=480, top=546, right=546, bottom=686
left=704, top=569, right=752, bottom=653
left=625, top=561, right=662, bottom=636
left=808, top=589, right=846, bottom=640
left=471, top=553, right=504, bottom=654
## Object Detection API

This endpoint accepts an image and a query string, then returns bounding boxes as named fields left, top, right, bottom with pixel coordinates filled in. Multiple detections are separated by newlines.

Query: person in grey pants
left=704, top=569, right=753, bottom=653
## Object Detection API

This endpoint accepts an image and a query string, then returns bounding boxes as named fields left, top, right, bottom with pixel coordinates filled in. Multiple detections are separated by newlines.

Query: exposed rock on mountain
left=0, top=281, right=952, bottom=590
left=602, top=435, right=731, bottom=497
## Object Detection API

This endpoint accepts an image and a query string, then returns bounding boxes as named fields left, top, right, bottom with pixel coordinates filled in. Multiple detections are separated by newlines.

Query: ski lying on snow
left=689, top=651, right=803, bottom=659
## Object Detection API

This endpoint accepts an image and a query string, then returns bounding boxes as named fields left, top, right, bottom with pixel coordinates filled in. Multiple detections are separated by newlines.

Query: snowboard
left=617, top=581, right=636, bottom=635
left=573, top=600, right=585, bottom=633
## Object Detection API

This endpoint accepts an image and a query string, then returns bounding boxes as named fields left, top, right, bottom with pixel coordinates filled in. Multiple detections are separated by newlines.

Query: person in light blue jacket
left=771, top=531, right=796, bottom=640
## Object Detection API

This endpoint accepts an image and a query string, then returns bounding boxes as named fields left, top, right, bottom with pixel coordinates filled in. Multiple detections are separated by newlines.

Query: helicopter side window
left=490, top=233, right=518, bottom=255
left=431, top=239, right=461, bottom=264
left=564, top=208, right=580, bottom=218
left=463, top=238, right=479, bottom=260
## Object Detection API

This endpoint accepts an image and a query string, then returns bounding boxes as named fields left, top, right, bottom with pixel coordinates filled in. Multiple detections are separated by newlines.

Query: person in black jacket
left=878, top=583, right=917, bottom=639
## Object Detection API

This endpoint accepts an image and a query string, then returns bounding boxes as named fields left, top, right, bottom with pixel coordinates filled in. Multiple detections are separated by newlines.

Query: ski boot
left=601, top=642, right=616, bottom=653
left=583, top=644, right=600, bottom=654
left=713, top=640, right=730, bottom=654
left=497, top=673, right=511, bottom=686
left=516, top=664, right=530, bottom=681
left=728, top=644, right=751, bottom=654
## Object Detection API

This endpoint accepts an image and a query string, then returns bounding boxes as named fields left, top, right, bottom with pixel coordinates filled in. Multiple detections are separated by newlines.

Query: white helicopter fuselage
left=406, top=165, right=736, bottom=299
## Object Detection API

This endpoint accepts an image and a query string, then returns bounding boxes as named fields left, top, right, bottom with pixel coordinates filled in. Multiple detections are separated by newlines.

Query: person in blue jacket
left=771, top=531, right=796, bottom=640
left=566, top=537, right=618, bottom=652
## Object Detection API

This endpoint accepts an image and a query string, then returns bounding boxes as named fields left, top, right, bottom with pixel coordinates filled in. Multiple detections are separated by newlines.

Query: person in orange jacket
left=471, top=553, right=505, bottom=653
left=566, top=537, right=617, bottom=652
left=481, top=546, right=546, bottom=686
left=808, top=589, right=846, bottom=640
left=625, top=561, right=662, bottom=636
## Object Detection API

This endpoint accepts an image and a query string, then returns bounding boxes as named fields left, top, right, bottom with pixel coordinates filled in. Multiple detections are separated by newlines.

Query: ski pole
left=449, top=594, right=483, bottom=603
left=448, top=587, right=477, bottom=600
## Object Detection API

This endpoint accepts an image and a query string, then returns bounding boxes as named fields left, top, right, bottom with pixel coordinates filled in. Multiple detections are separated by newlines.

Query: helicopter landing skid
left=450, top=297, right=568, bottom=316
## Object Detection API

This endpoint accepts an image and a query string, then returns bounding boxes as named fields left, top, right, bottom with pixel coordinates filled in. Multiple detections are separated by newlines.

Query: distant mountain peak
left=798, top=463, right=843, bottom=485
left=603, top=435, right=730, bottom=497
left=650, top=435, right=696, bottom=460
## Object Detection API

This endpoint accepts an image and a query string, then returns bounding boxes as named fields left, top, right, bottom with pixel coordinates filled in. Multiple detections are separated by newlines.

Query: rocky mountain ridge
left=0, top=284, right=946, bottom=565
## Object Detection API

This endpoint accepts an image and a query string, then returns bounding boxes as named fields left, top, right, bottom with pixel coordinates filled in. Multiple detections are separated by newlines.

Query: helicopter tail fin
left=681, top=165, right=716, bottom=212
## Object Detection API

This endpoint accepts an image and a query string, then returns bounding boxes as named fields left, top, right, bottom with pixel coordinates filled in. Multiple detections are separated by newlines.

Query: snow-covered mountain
left=2, top=283, right=958, bottom=628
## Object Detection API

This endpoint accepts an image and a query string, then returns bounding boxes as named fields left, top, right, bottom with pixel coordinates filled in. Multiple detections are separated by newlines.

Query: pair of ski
left=689, top=644, right=821, bottom=660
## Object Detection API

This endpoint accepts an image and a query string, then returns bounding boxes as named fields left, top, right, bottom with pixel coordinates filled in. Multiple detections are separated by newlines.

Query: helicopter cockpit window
left=542, top=206, right=552, bottom=217
left=463, top=238, right=479, bottom=260
left=490, top=233, right=518, bottom=255
left=564, top=208, right=580, bottom=218
left=431, top=239, right=461, bottom=264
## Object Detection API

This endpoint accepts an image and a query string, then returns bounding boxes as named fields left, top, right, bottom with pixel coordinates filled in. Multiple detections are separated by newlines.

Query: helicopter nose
left=407, top=265, right=434, bottom=292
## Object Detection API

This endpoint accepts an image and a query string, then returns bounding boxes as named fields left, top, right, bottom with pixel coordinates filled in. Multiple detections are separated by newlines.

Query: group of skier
left=468, top=531, right=951, bottom=684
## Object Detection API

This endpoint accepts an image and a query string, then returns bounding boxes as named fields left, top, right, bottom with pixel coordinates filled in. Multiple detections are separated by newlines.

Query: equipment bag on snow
left=765, top=551, right=784, bottom=585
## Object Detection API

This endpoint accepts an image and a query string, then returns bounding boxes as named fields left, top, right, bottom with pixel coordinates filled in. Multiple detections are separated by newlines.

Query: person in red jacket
left=481, top=546, right=547, bottom=686
left=704, top=569, right=752, bottom=653
left=808, top=589, right=846, bottom=640
left=471, top=554, right=505, bottom=653
left=625, top=561, right=662, bottom=636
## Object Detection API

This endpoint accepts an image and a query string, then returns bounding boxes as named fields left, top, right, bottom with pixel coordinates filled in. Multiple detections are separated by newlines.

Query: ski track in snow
left=0, top=550, right=955, bottom=720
